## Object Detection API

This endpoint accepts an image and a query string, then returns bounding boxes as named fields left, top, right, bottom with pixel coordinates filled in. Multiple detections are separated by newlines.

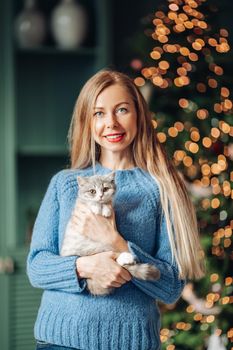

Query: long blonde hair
left=68, top=69, right=205, bottom=280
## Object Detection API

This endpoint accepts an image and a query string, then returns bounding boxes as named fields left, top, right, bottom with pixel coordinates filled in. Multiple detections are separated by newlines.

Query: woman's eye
left=94, top=111, right=103, bottom=117
left=103, top=187, right=109, bottom=192
left=90, top=189, right=96, bottom=194
left=117, top=107, right=127, bottom=114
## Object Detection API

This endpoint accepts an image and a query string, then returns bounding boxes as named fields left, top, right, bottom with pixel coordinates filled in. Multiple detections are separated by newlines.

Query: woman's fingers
left=111, top=281, right=124, bottom=288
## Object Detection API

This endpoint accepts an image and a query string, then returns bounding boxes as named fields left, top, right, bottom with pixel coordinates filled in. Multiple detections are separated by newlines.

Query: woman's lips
left=104, top=133, right=125, bottom=142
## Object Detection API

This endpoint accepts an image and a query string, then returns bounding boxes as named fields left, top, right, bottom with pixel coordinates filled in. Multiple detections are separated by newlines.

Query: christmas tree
left=126, top=0, right=233, bottom=349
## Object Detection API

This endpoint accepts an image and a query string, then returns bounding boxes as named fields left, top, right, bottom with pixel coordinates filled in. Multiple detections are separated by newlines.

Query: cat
left=60, top=172, right=160, bottom=296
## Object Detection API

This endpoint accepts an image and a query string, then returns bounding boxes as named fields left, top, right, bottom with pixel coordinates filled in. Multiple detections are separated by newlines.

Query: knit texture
left=27, top=163, right=186, bottom=350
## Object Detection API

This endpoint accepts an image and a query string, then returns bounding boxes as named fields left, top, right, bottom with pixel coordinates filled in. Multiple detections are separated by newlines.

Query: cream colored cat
left=61, top=172, right=160, bottom=296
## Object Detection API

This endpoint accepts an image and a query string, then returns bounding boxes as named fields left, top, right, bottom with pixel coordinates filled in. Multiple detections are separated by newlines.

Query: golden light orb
left=214, top=66, right=223, bottom=75
left=197, top=83, right=206, bottom=93
left=194, top=313, right=203, bottom=321
left=159, top=60, right=170, bottom=70
left=155, top=11, right=165, bottom=19
left=191, top=130, right=200, bottom=141
left=206, top=315, right=215, bottom=323
left=211, top=163, right=221, bottom=174
left=211, top=128, right=221, bottom=138
left=180, top=47, right=190, bottom=56
left=221, top=87, right=230, bottom=98
left=189, top=142, right=199, bottom=153
left=223, top=99, right=232, bottom=109
left=175, top=150, right=186, bottom=161
left=221, top=297, right=230, bottom=305
left=182, top=62, right=192, bottom=71
left=176, top=322, right=186, bottom=330
left=166, top=345, right=175, bottom=350
left=201, top=164, right=211, bottom=175
left=158, top=35, right=169, bottom=43
left=202, top=198, right=210, bottom=209
left=186, top=305, right=195, bottom=313
left=208, top=38, right=217, bottom=47
left=152, top=76, right=164, bottom=86
left=214, top=103, right=222, bottom=113
left=220, top=28, right=229, bottom=37
left=174, top=121, right=184, bottom=131
left=179, top=98, right=189, bottom=108
left=134, top=77, right=145, bottom=87
left=224, top=238, right=231, bottom=248
left=160, top=328, right=170, bottom=336
left=208, top=79, right=218, bottom=88
left=157, top=132, right=167, bottom=143
left=192, top=41, right=202, bottom=51
left=198, top=21, right=208, bottom=29
left=189, top=52, right=199, bottom=61
left=225, top=277, right=233, bottom=286
left=168, top=127, right=178, bottom=137
left=184, top=21, right=194, bottom=29
left=220, top=122, right=231, bottom=133
left=210, top=273, right=219, bottom=282
left=174, top=24, right=185, bottom=32
left=202, top=137, right=212, bottom=148
left=183, top=156, right=193, bottom=167
left=211, top=198, right=220, bottom=209
left=197, top=109, right=209, bottom=119
left=169, top=3, right=179, bottom=11
left=168, top=11, right=177, bottom=20
left=150, top=51, right=161, bottom=60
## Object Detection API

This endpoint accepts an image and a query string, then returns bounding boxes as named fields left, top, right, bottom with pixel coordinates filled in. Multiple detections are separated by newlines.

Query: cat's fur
left=61, top=172, right=160, bottom=296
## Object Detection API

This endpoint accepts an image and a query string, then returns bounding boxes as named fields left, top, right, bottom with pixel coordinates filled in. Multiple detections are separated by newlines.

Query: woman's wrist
left=76, top=256, right=91, bottom=279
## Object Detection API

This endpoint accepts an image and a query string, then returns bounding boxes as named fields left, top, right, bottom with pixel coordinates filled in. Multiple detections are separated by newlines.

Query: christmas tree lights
left=132, top=0, right=233, bottom=349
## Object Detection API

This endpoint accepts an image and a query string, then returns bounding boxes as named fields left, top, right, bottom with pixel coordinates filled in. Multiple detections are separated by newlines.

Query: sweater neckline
left=95, top=161, right=140, bottom=173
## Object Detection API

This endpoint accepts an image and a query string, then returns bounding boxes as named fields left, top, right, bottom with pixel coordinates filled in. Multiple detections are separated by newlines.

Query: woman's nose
left=106, top=113, right=118, bottom=128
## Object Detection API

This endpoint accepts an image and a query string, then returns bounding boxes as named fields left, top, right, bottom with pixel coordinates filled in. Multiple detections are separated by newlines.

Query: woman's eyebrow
left=94, top=102, right=130, bottom=110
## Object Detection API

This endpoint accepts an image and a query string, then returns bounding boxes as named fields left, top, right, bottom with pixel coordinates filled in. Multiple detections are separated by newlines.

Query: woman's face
left=91, top=84, right=137, bottom=158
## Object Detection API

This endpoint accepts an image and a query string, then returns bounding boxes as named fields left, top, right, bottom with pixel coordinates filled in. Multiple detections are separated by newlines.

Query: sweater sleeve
left=127, top=209, right=186, bottom=304
left=26, top=172, right=87, bottom=293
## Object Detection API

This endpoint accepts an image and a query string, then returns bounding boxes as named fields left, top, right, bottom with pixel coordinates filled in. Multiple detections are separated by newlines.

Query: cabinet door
left=8, top=249, right=42, bottom=350
left=0, top=250, right=42, bottom=350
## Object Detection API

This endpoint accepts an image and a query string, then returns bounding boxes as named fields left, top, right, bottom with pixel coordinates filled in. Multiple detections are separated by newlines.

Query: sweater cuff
left=127, top=241, right=186, bottom=303
left=27, top=253, right=87, bottom=293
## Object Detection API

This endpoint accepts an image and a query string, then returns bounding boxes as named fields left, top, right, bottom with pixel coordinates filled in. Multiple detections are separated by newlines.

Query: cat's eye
left=103, top=187, right=109, bottom=192
left=90, top=189, right=96, bottom=194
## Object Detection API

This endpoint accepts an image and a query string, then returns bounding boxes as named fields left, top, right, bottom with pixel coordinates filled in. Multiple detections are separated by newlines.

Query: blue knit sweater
left=27, top=162, right=185, bottom=350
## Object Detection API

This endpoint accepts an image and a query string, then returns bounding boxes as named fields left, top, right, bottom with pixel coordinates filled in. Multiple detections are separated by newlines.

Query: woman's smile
left=104, top=132, right=126, bottom=142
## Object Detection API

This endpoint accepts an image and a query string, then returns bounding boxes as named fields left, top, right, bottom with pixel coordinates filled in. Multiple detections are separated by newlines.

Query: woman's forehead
left=94, top=84, right=133, bottom=107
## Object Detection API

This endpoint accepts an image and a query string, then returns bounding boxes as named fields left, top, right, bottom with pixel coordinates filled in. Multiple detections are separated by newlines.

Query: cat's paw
left=91, top=206, right=101, bottom=215
left=116, top=252, right=135, bottom=266
left=102, top=205, right=112, bottom=217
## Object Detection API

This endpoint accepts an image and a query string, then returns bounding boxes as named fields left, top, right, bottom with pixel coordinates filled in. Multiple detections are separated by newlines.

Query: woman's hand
left=72, top=201, right=129, bottom=252
left=76, top=251, right=132, bottom=288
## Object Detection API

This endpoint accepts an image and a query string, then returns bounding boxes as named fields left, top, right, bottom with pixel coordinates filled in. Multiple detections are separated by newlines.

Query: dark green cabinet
left=0, top=1, right=112, bottom=349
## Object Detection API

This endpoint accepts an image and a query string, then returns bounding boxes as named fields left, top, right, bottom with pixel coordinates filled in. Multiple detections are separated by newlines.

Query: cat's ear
left=77, top=176, right=87, bottom=186
left=105, top=172, right=115, bottom=182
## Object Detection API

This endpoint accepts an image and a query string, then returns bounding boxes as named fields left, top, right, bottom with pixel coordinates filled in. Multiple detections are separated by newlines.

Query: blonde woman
left=27, top=70, right=205, bottom=350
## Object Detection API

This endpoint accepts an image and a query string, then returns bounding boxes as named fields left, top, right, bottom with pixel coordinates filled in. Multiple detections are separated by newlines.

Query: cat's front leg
left=90, top=204, right=102, bottom=216
left=102, top=204, right=112, bottom=217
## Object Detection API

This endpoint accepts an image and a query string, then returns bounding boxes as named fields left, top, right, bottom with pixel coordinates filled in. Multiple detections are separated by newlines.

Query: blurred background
left=0, top=1, right=232, bottom=349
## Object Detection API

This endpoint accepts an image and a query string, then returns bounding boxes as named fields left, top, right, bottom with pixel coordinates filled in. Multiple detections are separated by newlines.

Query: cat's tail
left=123, top=263, right=160, bottom=281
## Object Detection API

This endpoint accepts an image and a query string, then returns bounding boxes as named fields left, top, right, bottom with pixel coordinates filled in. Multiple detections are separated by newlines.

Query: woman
left=27, top=69, right=205, bottom=350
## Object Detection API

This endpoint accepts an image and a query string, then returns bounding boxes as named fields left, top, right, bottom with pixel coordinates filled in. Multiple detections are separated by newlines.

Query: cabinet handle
left=0, top=257, right=15, bottom=274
